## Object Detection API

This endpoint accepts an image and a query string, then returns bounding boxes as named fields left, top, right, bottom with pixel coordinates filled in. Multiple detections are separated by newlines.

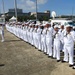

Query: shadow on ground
left=4, top=39, right=23, bottom=42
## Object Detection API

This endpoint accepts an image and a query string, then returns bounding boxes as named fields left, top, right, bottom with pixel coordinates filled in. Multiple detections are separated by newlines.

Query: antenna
left=51, top=11, right=56, bottom=19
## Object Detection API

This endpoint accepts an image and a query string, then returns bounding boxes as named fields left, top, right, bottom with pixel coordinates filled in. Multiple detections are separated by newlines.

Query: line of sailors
left=6, top=22, right=75, bottom=69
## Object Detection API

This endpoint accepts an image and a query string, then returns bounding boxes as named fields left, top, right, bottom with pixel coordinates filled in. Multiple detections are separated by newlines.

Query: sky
left=0, top=0, right=75, bottom=16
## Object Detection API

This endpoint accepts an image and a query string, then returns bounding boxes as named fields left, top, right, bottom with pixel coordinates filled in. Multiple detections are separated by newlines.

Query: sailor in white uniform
left=0, top=24, right=4, bottom=42
left=29, top=24, right=34, bottom=45
left=22, top=23, right=25, bottom=41
left=46, top=23, right=53, bottom=57
left=26, top=25, right=30, bottom=43
left=36, top=25, right=42, bottom=50
left=62, top=25, right=75, bottom=67
left=20, top=24, right=24, bottom=40
left=25, top=24, right=28, bottom=42
left=41, top=24, right=46, bottom=53
left=28, top=24, right=31, bottom=44
left=33, top=25, right=38, bottom=48
left=59, top=25, right=65, bottom=52
left=31, top=25, right=34, bottom=46
left=53, top=25, right=64, bottom=62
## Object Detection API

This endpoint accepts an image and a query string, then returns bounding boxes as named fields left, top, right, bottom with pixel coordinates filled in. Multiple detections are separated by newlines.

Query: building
left=9, top=9, right=23, bottom=13
left=5, top=8, right=30, bottom=17
left=31, top=10, right=50, bottom=19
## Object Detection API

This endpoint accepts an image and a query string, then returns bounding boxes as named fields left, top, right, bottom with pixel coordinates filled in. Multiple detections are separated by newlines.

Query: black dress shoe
left=69, top=64, right=73, bottom=67
left=45, top=53, right=48, bottom=55
left=50, top=56, right=53, bottom=58
left=31, top=45, right=34, bottom=46
left=48, top=56, right=51, bottom=58
left=72, top=66, right=75, bottom=69
left=61, top=60, right=68, bottom=63
left=39, top=50, right=42, bottom=52
left=38, top=50, right=41, bottom=51
left=57, top=60, right=61, bottom=62
left=51, top=56, right=53, bottom=59
left=44, top=53, right=48, bottom=55
left=35, top=47, right=37, bottom=49
left=48, top=56, right=53, bottom=58
left=43, top=52, right=46, bottom=54
left=52, top=57, right=56, bottom=59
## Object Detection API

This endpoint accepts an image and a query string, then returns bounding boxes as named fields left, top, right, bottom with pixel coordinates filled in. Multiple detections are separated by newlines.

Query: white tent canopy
left=9, top=16, right=17, bottom=22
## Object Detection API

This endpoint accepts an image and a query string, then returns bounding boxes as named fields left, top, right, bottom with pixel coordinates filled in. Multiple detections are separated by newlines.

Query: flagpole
left=36, top=0, right=37, bottom=21
left=2, top=0, right=5, bottom=15
left=72, top=7, right=74, bottom=20
left=14, top=0, right=18, bottom=22
left=2, top=0, right=5, bottom=23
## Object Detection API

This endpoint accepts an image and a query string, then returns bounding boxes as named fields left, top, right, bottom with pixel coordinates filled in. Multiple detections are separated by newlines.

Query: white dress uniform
left=22, top=25, right=24, bottom=40
left=59, top=29, right=66, bottom=51
left=63, top=29, right=75, bottom=65
left=41, top=28, right=47, bottom=52
left=0, top=25, right=4, bottom=42
left=33, top=28, right=37, bottom=47
left=19, top=25, right=24, bottom=39
left=36, top=27, right=42, bottom=50
left=15, top=25, right=18, bottom=37
left=14, top=25, right=17, bottom=35
left=53, top=26, right=64, bottom=60
left=26, top=26, right=30, bottom=43
left=46, top=27, right=53, bottom=56
left=17, top=25, right=21, bottom=38
left=23, top=26, right=27, bottom=42
left=16, top=25, right=18, bottom=37
left=25, top=26, right=28, bottom=42
left=27, top=27, right=31, bottom=43
left=22, top=25, right=25, bottom=40
left=30, top=27, right=34, bottom=45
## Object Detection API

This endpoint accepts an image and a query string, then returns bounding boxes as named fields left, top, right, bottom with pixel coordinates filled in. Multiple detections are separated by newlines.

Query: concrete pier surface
left=0, top=28, right=75, bottom=75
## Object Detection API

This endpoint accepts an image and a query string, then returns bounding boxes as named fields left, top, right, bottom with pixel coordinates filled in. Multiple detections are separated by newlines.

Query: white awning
left=9, top=16, right=17, bottom=21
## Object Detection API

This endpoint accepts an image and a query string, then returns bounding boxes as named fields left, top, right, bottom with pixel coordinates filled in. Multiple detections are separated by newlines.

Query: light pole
left=14, top=0, right=18, bottom=22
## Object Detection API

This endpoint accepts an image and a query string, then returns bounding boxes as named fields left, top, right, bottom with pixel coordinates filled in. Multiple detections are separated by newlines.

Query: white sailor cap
left=54, top=25, right=59, bottom=28
left=61, top=24, right=64, bottom=26
left=45, top=22, right=50, bottom=25
left=66, top=25, right=73, bottom=28
left=38, top=22, right=41, bottom=25
left=35, top=23, right=38, bottom=26
left=42, top=24, right=46, bottom=26
left=40, top=24, right=43, bottom=26
left=29, top=24, right=32, bottom=26
left=59, top=25, right=64, bottom=28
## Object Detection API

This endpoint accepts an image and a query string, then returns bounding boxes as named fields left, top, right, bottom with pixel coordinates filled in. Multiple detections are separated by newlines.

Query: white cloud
left=18, top=0, right=36, bottom=12
left=37, top=0, right=48, bottom=4
left=18, top=0, right=48, bottom=12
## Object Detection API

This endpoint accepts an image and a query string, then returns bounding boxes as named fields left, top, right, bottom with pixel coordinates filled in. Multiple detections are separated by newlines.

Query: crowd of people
left=6, top=21, right=75, bottom=69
